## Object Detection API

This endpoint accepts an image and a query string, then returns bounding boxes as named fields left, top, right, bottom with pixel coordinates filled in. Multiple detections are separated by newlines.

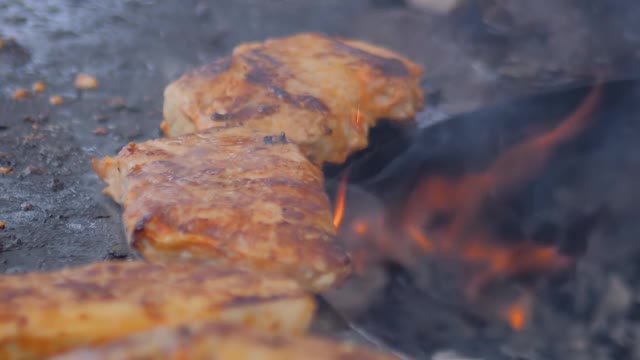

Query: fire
left=351, top=219, right=369, bottom=236
left=334, top=83, right=603, bottom=329
left=503, top=294, right=530, bottom=331
left=333, top=171, right=349, bottom=229
left=351, top=104, right=364, bottom=133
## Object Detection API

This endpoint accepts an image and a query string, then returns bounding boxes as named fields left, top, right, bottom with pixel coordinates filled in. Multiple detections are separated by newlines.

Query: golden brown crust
left=0, top=261, right=315, bottom=360
left=52, top=321, right=399, bottom=360
left=92, top=125, right=351, bottom=292
left=162, top=32, right=424, bottom=165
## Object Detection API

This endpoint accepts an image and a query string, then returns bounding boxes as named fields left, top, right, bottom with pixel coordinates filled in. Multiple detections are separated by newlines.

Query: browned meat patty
left=0, top=261, right=315, bottom=360
left=52, top=321, right=399, bottom=360
left=161, top=32, right=424, bottom=165
left=92, top=125, right=351, bottom=292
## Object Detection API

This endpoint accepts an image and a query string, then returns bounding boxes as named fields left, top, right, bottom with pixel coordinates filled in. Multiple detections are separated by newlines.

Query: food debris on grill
left=0, top=166, right=13, bottom=175
left=0, top=261, right=315, bottom=359
left=106, top=97, right=127, bottom=111
left=49, top=178, right=64, bottom=192
left=20, top=165, right=46, bottom=177
left=74, top=73, right=99, bottom=90
left=51, top=321, right=398, bottom=360
left=11, top=88, right=29, bottom=100
left=0, top=221, right=5, bottom=229
left=93, top=114, right=109, bottom=122
left=49, top=95, right=64, bottom=105
left=20, top=202, right=33, bottom=211
left=32, top=81, right=46, bottom=93
left=93, top=127, right=108, bottom=135
left=162, top=32, right=424, bottom=165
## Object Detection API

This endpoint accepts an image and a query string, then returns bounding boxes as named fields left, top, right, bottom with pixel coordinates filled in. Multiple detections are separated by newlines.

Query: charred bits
left=263, top=132, right=288, bottom=145
left=0, top=36, right=31, bottom=66
left=49, top=178, right=64, bottom=192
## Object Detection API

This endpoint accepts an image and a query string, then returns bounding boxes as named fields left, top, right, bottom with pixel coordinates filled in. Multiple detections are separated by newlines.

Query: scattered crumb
left=49, top=95, right=64, bottom=105
left=22, top=113, right=49, bottom=123
left=93, top=114, right=109, bottom=122
left=32, top=81, right=46, bottom=93
left=0, top=221, right=5, bottom=229
left=31, top=124, right=40, bottom=130
left=49, top=178, right=64, bottom=192
left=23, top=133, right=45, bottom=143
left=0, top=166, right=13, bottom=175
left=21, top=166, right=46, bottom=176
left=107, top=97, right=126, bottom=106
left=12, top=88, right=29, bottom=100
left=107, top=97, right=128, bottom=111
left=74, top=73, right=99, bottom=90
left=93, top=127, right=108, bottom=135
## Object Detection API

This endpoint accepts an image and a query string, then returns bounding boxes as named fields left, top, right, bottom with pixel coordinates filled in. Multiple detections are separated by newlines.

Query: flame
left=503, top=294, right=530, bottom=331
left=333, top=172, right=349, bottom=229
left=351, top=219, right=369, bottom=236
left=335, top=83, right=603, bottom=328
left=351, top=104, right=364, bottom=133
left=405, top=224, right=434, bottom=253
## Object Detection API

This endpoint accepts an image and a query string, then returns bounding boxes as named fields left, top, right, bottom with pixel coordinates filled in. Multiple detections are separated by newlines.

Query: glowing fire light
left=333, top=172, right=349, bottom=229
left=334, top=82, right=603, bottom=329
left=351, top=104, right=364, bottom=134
left=503, top=294, right=531, bottom=331
left=351, top=219, right=369, bottom=236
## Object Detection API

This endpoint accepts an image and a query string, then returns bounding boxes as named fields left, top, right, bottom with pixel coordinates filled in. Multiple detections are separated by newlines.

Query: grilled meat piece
left=162, top=32, right=424, bottom=165
left=51, top=321, right=398, bottom=360
left=92, top=125, right=351, bottom=292
left=0, top=261, right=315, bottom=360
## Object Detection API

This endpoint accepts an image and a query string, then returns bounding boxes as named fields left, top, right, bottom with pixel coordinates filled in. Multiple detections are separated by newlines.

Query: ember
left=502, top=293, right=530, bottom=331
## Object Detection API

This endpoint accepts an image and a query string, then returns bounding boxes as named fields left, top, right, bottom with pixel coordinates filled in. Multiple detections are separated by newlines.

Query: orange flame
left=351, top=104, right=364, bottom=134
left=333, top=172, right=349, bottom=229
left=503, top=294, right=530, bottom=331
left=336, top=83, right=603, bottom=328
left=351, top=219, right=369, bottom=236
